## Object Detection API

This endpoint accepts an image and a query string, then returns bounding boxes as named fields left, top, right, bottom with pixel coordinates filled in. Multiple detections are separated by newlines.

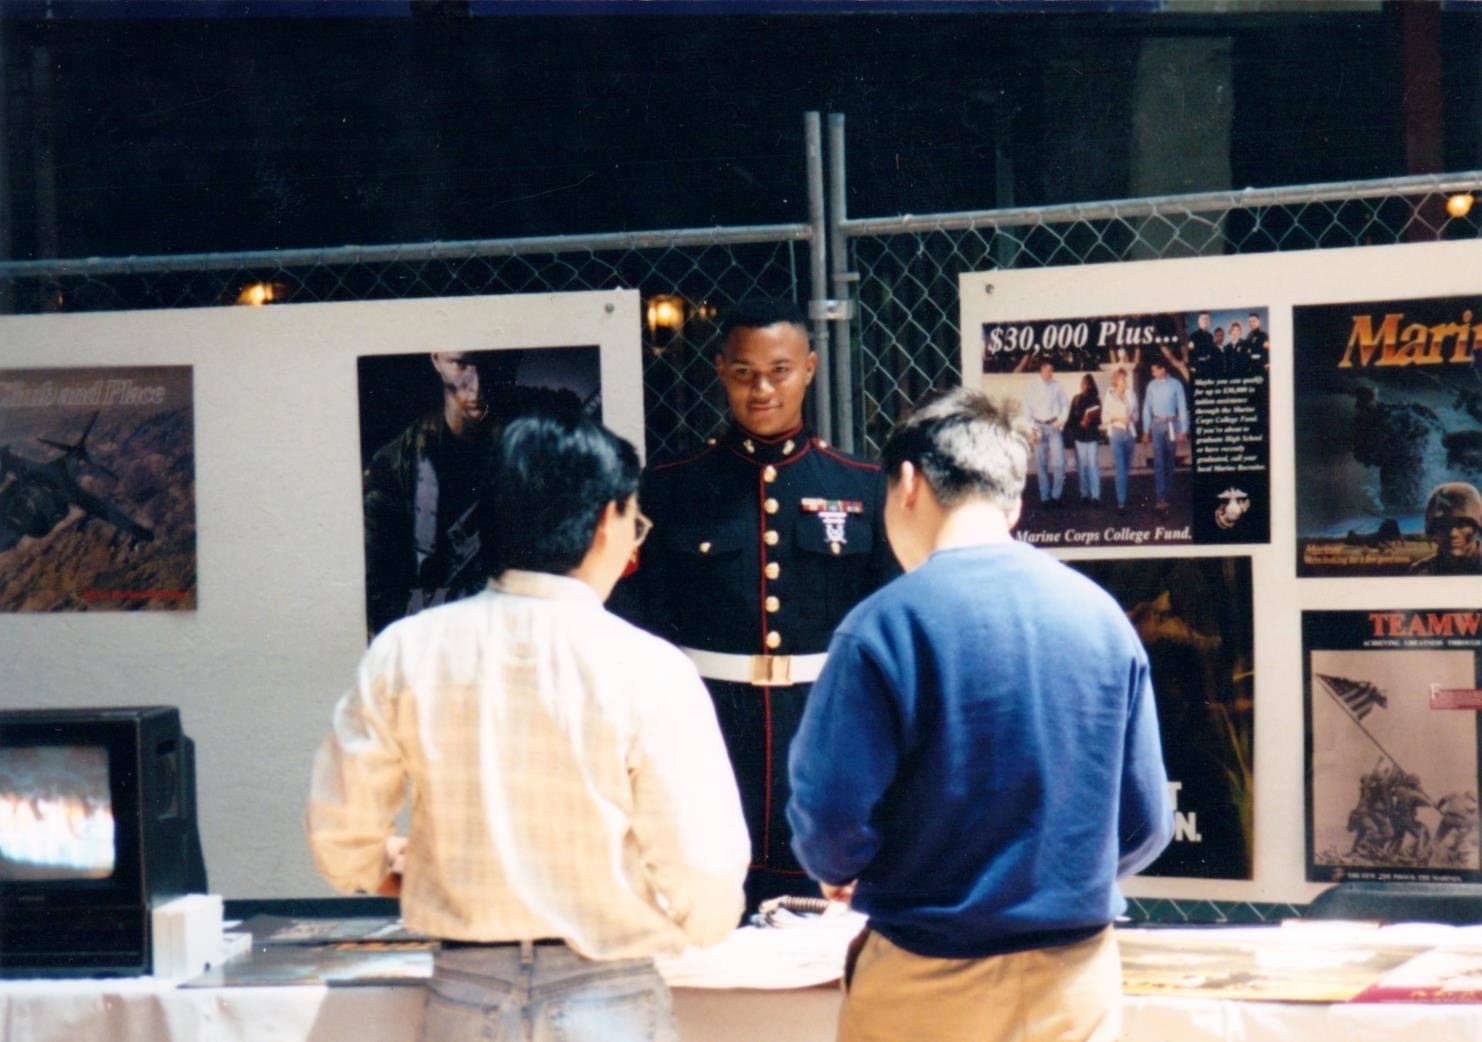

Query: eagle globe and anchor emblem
left=1214, top=487, right=1251, bottom=530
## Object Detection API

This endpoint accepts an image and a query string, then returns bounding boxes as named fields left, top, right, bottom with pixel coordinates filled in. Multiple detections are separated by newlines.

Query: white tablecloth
left=10, top=919, right=1482, bottom=1042
left=7, top=975, right=1482, bottom=1042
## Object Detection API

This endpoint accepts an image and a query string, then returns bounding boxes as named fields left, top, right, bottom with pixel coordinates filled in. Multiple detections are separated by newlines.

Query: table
left=9, top=921, right=1482, bottom=1042
left=6, top=976, right=1482, bottom=1042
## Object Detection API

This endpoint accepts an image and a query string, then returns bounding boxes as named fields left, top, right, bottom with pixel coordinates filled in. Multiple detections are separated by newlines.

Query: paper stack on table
left=657, top=909, right=867, bottom=990
left=151, top=894, right=225, bottom=980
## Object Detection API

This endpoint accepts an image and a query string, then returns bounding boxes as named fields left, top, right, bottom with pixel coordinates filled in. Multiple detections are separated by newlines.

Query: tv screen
left=1, top=706, right=206, bottom=976
left=0, top=744, right=116, bottom=882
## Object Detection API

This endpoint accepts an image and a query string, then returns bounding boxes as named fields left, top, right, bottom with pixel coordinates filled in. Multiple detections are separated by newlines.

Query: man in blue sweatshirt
left=787, top=387, right=1172, bottom=1042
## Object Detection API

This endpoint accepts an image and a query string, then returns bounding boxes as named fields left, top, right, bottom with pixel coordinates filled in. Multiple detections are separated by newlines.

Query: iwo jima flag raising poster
left=1294, top=293, right=1482, bottom=577
left=0, top=366, right=196, bottom=612
left=972, top=309, right=1270, bottom=550
left=1304, top=610, right=1482, bottom=884
left=1067, top=556, right=1254, bottom=879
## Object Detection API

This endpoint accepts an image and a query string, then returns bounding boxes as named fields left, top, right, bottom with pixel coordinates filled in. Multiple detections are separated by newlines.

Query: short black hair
left=483, top=405, right=641, bottom=576
left=880, top=387, right=1029, bottom=510
left=721, top=297, right=810, bottom=342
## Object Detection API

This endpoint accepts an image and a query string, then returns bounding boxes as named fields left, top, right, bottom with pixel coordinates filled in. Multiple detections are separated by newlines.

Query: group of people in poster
left=1011, top=339, right=1193, bottom=514
left=1343, top=760, right=1476, bottom=867
left=1181, top=311, right=1271, bottom=382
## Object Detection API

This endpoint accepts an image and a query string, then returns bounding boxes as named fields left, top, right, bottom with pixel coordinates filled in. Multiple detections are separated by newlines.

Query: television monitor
left=0, top=705, right=206, bottom=977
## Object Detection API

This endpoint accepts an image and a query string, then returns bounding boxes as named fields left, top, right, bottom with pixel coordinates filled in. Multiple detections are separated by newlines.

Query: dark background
left=2, top=1, right=1479, bottom=262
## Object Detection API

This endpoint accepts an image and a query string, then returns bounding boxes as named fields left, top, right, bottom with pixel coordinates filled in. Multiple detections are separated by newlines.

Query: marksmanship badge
left=800, top=497, right=864, bottom=545
left=818, top=510, right=849, bottom=543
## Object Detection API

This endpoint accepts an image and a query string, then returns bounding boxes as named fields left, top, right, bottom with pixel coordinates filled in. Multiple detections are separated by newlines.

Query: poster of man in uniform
left=1294, top=293, right=1482, bottom=577
left=1067, top=555, right=1254, bottom=879
left=1304, top=610, right=1482, bottom=884
left=0, top=366, right=196, bottom=612
left=969, top=308, right=1270, bottom=549
left=357, top=345, right=601, bottom=638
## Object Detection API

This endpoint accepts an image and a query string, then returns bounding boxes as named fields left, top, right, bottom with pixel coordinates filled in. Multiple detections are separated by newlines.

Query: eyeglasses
left=633, top=512, right=654, bottom=547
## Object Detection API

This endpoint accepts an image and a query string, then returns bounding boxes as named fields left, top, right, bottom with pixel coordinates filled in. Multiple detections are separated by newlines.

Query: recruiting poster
left=1294, top=293, right=1482, bottom=577
left=0, top=366, right=196, bottom=612
left=1304, top=610, right=1482, bottom=884
left=966, top=307, right=1270, bottom=549
left=1067, top=556, right=1254, bottom=879
left=358, top=345, right=602, bottom=638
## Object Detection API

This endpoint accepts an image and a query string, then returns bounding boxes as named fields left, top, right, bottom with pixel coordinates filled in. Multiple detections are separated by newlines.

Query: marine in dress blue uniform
left=618, top=300, right=897, bottom=910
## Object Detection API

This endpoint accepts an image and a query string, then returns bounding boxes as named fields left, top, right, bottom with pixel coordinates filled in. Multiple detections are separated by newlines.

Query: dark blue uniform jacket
left=617, top=422, right=898, bottom=897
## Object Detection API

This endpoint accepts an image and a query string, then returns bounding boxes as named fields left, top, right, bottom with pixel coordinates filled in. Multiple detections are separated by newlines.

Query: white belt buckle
left=750, top=654, right=793, bottom=687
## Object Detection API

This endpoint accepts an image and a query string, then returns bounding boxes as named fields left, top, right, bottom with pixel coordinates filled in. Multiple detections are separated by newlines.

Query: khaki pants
left=837, top=926, right=1122, bottom=1042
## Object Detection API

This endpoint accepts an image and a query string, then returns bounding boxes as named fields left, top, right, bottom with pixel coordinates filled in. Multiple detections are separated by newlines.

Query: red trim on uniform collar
left=813, top=439, right=882, bottom=471
left=648, top=439, right=720, bottom=474
left=723, top=422, right=813, bottom=467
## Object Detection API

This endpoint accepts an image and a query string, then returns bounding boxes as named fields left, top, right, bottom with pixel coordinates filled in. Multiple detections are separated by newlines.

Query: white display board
left=0, top=290, right=642, bottom=898
left=961, top=239, right=1482, bottom=905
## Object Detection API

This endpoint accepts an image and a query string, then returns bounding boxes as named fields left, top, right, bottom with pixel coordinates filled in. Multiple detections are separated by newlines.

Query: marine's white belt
left=680, top=648, right=828, bottom=686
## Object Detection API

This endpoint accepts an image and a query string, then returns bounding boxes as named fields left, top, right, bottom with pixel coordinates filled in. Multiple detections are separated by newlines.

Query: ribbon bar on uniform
left=681, top=648, right=828, bottom=687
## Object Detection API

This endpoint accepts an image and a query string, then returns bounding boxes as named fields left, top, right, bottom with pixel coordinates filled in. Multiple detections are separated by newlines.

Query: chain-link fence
left=0, top=227, right=811, bottom=462
left=4, top=110, right=1482, bottom=464
left=840, top=172, right=1482, bottom=458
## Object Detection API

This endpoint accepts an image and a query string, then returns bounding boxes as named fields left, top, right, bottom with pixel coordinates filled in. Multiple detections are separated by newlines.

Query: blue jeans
left=1148, top=418, right=1177, bottom=503
left=1108, top=427, right=1135, bottom=507
left=1034, top=423, right=1065, bottom=501
left=1073, top=439, right=1101, bottom=501
left=418, top=943, right=678, bottom=1042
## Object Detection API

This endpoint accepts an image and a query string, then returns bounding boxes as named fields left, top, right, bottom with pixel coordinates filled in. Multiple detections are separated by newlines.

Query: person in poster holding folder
left=1067, top=373, right=1103, bottom=505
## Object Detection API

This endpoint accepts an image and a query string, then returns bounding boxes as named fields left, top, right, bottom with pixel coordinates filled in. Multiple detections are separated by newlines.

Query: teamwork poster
left=1294, top=294, right=1482, bottom=577
left=357, top=346, right=602, bottom=638
left=1067, top=556, right=1254, bottom=880
left=1304, top=610, right=1482, bottom=884
left=0, top=366, right=196, bottom=612
left=964, top=306, right=1270, bottom=549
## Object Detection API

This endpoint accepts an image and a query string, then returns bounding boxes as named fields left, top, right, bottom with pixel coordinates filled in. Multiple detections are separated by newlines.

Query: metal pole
left=804, top=111, right=833, bottom=444
left=0, top=16, right=11, bottom=314
left=827, top=113, right=856, bottom=454
left=31, top=43, right=59, bottom=312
